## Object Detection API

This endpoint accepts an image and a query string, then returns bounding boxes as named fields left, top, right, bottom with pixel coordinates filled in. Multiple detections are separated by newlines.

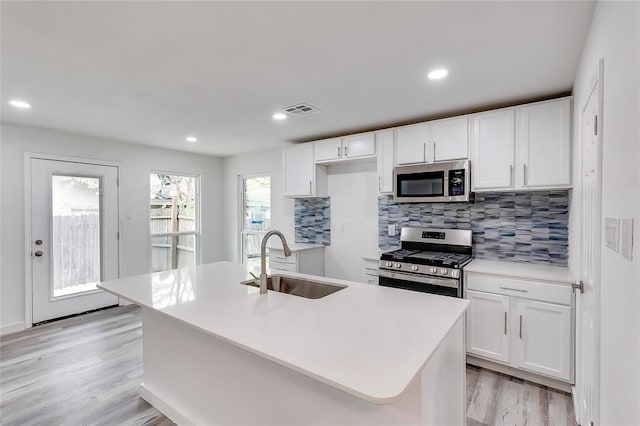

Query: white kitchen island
left=98, top=261, right=469, bottom=425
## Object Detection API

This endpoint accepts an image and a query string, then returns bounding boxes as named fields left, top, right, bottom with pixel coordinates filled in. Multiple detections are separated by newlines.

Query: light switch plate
left=620, top=218, right=634, bottom=261
left=605, top=217, right=619, bottom=253
left=388, top=224, right=396, bottom=236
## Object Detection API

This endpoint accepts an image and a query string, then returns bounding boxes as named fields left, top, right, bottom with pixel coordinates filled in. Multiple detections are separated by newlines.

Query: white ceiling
left=1, top=1, right=595, bottom=157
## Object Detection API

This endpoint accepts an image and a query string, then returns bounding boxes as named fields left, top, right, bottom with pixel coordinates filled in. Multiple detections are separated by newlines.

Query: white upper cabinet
left=471, top=97, right=572, bottom=192
left=343, top=133, right=376, bottom=159
left=395, top=122, right=430, bottom=165
left=516, top=98, right=571, bottom=189
left=428, top=116, right=469, bottom=161
left=314, top=137, right=343, bottom=162
left=314, top=133, right=375, bottom=164
left=376, top=129, right=394, bottom=194
left=283, top=144, right=326, bottom=198
left=470, top=109, right=516, bottom=191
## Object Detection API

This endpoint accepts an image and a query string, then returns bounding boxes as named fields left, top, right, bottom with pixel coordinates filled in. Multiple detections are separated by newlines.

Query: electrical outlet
left=387, top=224, right=396, bottom=236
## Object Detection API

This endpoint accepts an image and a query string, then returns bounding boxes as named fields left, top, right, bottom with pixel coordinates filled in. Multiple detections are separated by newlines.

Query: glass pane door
left=51, top=175, right=102, bottom=298
left=240, top=175, right=271, bottom=276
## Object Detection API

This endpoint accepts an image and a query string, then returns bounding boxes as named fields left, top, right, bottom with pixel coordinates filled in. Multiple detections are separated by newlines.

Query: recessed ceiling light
left=427, top=69, right=448, bottom=80
left=185, top=136, right=197, bottom=142
left=273, top=112, right=287, bottom=120
left=9, top=99, right=31, bottom=109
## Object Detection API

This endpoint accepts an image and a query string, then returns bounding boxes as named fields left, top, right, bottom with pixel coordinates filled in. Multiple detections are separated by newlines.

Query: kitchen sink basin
left=241, top=275, right=346, bottom=299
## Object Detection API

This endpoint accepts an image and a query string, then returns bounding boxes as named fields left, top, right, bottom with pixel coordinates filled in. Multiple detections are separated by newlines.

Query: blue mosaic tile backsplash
left=378, top=191, right=569, bottom=265
left=294, top=197, right=331, bottom=245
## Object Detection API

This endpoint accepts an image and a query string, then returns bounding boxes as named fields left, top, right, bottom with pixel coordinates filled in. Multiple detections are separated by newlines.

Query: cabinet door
left=395, top=123, right=429, bottom=165
left=376, top=129, right=394, bottom=193
left=516, top=98, right=571, bottom=189
left=429, top=116, right=469, bottom=161
left=466, top=290, right=511, bottom=364
left=314, top=137, right=343, bottom=162
left=283, top=144, right=314, bottom=197
left=513, top=299, right=572, bottom=381
left=470, top=109, right=515, bottom=191
left=344, top=133, right=376, bottom=159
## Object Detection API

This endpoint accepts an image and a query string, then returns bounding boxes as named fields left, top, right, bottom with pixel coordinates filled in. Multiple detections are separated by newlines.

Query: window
left=150, top=173, right=199, bottom=272
left=240, top=175, right=271, bottom=276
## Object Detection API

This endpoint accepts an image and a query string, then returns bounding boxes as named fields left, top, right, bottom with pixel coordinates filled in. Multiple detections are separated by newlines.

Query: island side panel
left=140, top=308, right=426, bottom=425
left=421, top=316, right=466, bottom=426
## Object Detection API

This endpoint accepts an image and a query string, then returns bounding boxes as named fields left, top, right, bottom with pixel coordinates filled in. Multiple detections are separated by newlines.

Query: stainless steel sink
left=241, top=275, right=346, bottom=299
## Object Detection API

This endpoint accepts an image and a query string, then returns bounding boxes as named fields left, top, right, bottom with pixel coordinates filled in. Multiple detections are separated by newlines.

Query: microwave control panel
left=448, top=169, right=466, bottom=196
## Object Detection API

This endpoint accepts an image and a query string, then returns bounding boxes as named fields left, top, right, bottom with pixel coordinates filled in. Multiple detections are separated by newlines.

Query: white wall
left=0, top=123, right=224, bottom=333
left=325, top=161, right=379, bottom=282
left=571, top=2, right=640, bottom=425
left=221, top=147, right=294, bottom=262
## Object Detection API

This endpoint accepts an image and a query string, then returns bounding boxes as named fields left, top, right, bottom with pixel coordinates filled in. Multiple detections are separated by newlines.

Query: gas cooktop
left=380, top=249, right=472, bottom=268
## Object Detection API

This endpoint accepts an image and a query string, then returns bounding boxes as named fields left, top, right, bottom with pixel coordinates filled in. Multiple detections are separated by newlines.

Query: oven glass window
left=397, top=171, right=444, bottom=197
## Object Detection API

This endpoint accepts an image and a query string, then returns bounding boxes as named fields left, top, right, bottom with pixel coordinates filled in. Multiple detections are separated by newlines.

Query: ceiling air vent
left=283, top=103, right=320, bottom=117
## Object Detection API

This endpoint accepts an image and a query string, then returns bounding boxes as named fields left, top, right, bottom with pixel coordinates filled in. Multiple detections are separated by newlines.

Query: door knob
left=34, top=251, right=43, bottom=257
left=35, top=239, right=43, bottom=245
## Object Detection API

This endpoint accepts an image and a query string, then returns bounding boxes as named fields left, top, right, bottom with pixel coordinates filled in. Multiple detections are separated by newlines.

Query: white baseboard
left=1, top=321, right=26, bottom=336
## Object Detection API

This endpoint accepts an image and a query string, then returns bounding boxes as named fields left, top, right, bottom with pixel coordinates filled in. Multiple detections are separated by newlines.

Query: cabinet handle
left=499, top=286, right=528, bottom=293
left=523, top=164, right=528, bottom=186
left=423, top=143, right=426, bottom=162
left=345, top=146, right=348, bottom=157
left=309, top=180, right=312, bottom=195
left=519, top=315, right=523, bottom=339
left=378, top=176, right=382, bottom=191
left=510, top=165, right=514, bottom=186
left=433, top=142, right=436, bottom=161
left=338, top=146, right=341, bottom=157
left=504, top=312, right=507, bottom=335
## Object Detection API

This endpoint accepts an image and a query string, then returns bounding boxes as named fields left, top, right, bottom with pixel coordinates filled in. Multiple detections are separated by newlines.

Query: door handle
left=34, top=251, right=43, bottom=257
left=519, top=315, right=523, bottom=339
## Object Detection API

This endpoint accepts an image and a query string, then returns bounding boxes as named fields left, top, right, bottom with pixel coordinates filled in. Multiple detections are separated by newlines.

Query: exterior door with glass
left=30, top=158, right=119, bottom=324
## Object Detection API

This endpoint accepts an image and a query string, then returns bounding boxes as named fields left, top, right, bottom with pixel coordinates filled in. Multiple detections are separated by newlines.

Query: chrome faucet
left=259, top=230, right=292, bottom=294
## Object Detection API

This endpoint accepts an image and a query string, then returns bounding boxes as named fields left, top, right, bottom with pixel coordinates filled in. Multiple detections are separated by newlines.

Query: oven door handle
left=378, top=269, right=460, bottom=289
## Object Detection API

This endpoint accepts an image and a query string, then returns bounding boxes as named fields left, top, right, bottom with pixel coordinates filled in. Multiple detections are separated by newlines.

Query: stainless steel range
left=379, top=227, right=473, bottom=297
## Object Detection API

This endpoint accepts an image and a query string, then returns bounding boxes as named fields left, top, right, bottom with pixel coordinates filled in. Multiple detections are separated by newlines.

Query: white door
left=576, top=61, right=603, bottom=426
left=314, top=137, right=343, bottom=162
left=283, top=144, right=314, bottom=196
left=466, top=290, right=511, bottom=363
left=395, top=123, right=429, bottom=164
left=470, top=109, right=515, bottom=190
left=513, top=299, right=572, bottom=381
left=428, top=116, right=469, bottom=161
left=516, top=98, right=572, bottom=189
left=30, top=158, right=119, bottom=324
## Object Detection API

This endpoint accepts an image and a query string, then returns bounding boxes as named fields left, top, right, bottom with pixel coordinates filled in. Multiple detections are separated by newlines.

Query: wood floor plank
left=0, top=305, right=577, bottom=425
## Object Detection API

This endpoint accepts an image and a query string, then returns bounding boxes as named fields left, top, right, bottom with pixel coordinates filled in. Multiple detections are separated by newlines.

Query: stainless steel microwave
left=393, top=160, right=471, bottom=203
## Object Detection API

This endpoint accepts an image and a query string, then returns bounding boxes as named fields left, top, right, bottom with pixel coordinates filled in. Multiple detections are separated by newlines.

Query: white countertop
left=267, top=242, right=324, bottom=252
left=465, top=259, right=576, bottom=284
left=98, top=261, right=468, bottom=404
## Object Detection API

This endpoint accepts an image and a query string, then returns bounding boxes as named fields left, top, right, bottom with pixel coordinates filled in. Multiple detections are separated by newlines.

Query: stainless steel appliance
left=394, top=160, right=470, bottom=203
left=379, top=227, right=473, bottom=297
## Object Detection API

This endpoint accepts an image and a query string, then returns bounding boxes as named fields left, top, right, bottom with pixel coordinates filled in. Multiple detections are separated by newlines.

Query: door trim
left=23, top=153, right=122, bottom=329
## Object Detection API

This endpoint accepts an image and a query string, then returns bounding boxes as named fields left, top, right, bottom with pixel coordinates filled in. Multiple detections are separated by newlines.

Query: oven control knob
left=386, top=262, right=393, bottom=268
left=439, top=268, right=448, bottom=275
left=394, top=262, right=402, bottom=269
left=430, top=267, right=438, bottom=274
left=450, top=270, right=460, bottom=278
left=411, top=265, right=419, bottom=272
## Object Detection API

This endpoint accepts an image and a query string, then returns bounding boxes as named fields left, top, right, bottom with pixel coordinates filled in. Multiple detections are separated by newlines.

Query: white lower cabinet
left=269, top=246, right=325, bottom=276
left=513, top=299, right=572, bottom=381
left=363, top=257, right=379, bottom=285
left=465, top=272, right=574, bottom=383
left=466, top=290, right=510, bottom=363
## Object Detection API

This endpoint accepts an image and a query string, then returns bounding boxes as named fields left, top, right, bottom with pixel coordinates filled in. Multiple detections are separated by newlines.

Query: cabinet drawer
left=466, top=274, right=572, bottom=305
left=364, top=274, right=379, bottom=285
left=269, top=249, right=298, bottom=264
left=269, top=261, right=297, bottom=272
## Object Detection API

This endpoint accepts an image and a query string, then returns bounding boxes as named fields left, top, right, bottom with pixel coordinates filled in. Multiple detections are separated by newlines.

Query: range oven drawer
left=379, top=269, right=462, bottom=298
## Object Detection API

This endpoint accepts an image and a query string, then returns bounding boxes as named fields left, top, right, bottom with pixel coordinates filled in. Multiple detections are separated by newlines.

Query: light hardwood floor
left=1, top=305, right=576, bottom=425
